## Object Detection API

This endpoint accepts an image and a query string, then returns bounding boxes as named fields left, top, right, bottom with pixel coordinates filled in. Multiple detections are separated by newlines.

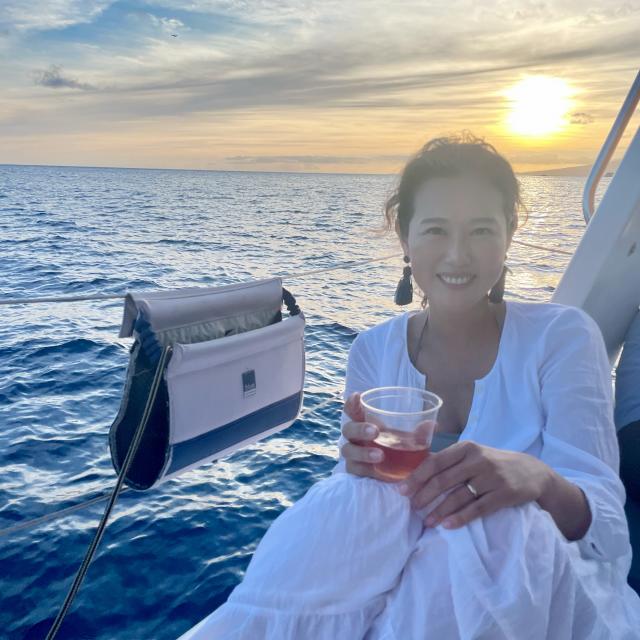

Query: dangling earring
left=488, top=262, right=511, bottom=303
left=394, top=255, right=413, bottom=305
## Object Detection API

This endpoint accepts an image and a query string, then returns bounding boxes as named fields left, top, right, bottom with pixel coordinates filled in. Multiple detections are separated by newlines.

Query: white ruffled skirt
left=178, top=472, right=640, bottom=639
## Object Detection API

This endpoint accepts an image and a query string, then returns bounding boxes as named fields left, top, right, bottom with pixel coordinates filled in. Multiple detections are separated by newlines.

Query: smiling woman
left=505, top=76, right=574, bottom=137
left=176, top=134, right=640, bottom=640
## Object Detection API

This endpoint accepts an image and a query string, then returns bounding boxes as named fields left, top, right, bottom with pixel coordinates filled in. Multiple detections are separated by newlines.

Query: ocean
left=0, top=164, right=603, bottom=639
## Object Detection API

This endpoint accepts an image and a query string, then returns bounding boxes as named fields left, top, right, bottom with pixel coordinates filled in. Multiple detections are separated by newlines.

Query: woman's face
left=399, top=174, right=512, bottom=312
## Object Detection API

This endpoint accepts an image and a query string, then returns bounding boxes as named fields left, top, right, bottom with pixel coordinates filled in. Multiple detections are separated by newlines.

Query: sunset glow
left=0, top=2, right=638, bottom=173
left=505, top=76, right=574, bottom=137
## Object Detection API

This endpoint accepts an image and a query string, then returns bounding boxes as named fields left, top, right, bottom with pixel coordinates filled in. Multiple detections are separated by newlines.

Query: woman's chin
left=428, top=290, right=489, bottom=312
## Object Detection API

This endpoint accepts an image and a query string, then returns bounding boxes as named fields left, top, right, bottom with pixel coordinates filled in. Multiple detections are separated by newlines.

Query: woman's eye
left=472, top=227, right=493, bottom=235
left=422, top=227, right=445, bottom=235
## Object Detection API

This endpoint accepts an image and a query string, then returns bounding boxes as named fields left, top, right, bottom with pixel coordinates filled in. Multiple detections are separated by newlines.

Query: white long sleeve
left=537, top=306, right=631, bottom=563
left=329, top=302, right=633, bottom=568
left=332, top=333, right=379, bottom=475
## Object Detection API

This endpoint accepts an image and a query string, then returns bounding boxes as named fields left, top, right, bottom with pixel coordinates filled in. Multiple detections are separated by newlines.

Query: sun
left=505, top=76, right=573, bottom=137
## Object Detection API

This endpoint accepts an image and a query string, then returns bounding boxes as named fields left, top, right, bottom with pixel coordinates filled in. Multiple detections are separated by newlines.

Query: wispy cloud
left=570, top=111, right=595, bottom=125
left=146, top=13, right=186, bottom=35
left=226, top=154, right=408, bottom=165
left=0, top=0, right=114, bottom=33
left=32, top=64, right=94, bottom=90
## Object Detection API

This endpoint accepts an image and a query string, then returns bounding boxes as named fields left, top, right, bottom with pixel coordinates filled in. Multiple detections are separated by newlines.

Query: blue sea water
left=0, top=164, right=600, bottom=639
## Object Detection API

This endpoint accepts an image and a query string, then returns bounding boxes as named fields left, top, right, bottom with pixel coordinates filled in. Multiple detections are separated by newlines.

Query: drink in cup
left=359, top=386, right=442, bottom=481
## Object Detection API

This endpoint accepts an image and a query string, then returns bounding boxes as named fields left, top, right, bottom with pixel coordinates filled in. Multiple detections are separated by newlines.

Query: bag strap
left=46, top=345, right=172, bottom=639
left=282, top=287, right=301, bottom=316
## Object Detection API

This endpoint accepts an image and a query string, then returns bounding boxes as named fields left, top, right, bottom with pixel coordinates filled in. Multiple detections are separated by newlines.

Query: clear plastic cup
left=359, top=386, right=443, bottom=481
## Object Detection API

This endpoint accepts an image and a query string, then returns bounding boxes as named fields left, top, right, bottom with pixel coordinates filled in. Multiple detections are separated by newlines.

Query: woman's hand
left=398, top=440, right=552, bottom=529
left=340, top=392, right=391, bottom=481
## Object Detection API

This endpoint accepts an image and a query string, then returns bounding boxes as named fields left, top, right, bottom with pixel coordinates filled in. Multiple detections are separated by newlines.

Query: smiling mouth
left=437, top=274, right=476, bottom=286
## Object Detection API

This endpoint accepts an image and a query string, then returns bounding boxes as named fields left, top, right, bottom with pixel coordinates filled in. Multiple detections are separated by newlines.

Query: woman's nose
left=445, top=233, right=472, bottom=264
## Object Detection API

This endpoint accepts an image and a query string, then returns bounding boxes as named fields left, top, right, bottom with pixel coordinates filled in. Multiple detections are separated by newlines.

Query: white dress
left=178, top=301, right=640, bottom=639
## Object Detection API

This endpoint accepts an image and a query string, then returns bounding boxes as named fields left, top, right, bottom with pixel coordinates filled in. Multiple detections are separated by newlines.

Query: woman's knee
left=234, top=473, right=423, bottom=607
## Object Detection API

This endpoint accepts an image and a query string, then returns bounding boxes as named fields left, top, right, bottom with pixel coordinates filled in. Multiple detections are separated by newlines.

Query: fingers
left=341, top=441, right=384, bottom=465
left=422, top=484, right=477, bottom=527
left=343, top=391, right=366, bottom=423
left=410, top=460, right=478, bottom=510
left=345, top=460, right=383, bottom=480
left=341, top=420, right=378, bottom=444
left=400, top=440, right=474, bottom=497
left=340, top=392, right=384, bottom=479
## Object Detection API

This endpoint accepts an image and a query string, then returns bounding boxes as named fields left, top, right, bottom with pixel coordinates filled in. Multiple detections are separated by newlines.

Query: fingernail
left=442, top=518, right=454, bottom=528
left=425, top=515, right=437, bottom=527
left=365, top=425, right=376, bottom=437
left=398, top=483, right=408, bottom=495
left=369, top=450, right=383, bottom=462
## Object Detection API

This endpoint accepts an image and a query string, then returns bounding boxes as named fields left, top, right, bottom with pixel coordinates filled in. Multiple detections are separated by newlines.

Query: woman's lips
left=437, top=274, right=476, bottom=287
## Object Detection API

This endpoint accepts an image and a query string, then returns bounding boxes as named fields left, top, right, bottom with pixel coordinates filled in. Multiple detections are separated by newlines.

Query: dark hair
left=382, top=131, right=527, bottom=308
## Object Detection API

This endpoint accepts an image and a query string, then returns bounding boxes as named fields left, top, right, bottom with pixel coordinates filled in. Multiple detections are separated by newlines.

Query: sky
left=0, top=0, right=639, bottom=173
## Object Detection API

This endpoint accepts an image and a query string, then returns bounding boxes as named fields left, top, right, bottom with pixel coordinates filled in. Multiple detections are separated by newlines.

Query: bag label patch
left=242, top=369, right=256, bottom=397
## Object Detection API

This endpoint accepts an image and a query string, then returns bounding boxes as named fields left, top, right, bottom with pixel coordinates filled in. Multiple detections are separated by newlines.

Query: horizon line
left=0, top=161, right=595, bottom=177
left=0, top=162, right=397, bottom=178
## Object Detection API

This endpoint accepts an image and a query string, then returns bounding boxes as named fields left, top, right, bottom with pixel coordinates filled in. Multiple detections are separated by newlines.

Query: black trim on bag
left=166, top=390, right=303, bottom=475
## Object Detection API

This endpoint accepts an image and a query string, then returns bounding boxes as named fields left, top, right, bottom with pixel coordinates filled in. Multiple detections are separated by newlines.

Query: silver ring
left=464, top=481, right=479, bottom=499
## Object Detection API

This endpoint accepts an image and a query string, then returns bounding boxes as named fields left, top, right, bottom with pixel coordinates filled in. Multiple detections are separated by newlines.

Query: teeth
left=440, top=275, right=473, bottom=285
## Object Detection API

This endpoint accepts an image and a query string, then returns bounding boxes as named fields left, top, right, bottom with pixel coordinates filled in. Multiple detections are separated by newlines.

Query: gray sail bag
left=109, top=277, right=305, bottom=491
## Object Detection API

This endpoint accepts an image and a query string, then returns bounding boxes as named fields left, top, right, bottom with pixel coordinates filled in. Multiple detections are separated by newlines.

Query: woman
left=178, top=134, right=640, bottom=639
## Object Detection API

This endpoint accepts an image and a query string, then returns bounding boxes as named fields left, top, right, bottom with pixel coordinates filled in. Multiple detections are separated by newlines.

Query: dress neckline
left=404, top=300, right=512, bottom=385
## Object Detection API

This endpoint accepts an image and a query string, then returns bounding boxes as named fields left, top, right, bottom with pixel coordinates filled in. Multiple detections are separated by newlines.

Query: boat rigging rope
left=0, top=392, right=344, bottom=538
left=0, top=239, right=573, bottom=307
left=45, top=344, right=172, bottom=639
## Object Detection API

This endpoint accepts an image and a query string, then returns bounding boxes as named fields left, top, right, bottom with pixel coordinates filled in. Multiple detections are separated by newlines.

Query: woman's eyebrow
left=419, top=217, right=448, bottom=225
left=471, top=217, right=500, bottom=224
left=419, top=216, right=499, bottom=225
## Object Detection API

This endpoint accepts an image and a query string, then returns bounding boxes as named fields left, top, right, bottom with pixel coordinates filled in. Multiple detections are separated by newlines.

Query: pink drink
left=371, top=420, right=435, bottom=480
left=359, top=387, right=442, bottom=481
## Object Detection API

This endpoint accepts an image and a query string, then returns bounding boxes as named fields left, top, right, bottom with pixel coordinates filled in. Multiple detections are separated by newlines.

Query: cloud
left=33, top=65, right=95, bottom=90
left=45, top=3, right=637, bottom=119
left=0, top=0, right=114, bottom=33
left=226, top=154, right=407, bottom=165
left=570, top=111, right=595, bottom=124
left=146, top=13, right=186, bottom=35
left=7, top=2, right=640, bottom=112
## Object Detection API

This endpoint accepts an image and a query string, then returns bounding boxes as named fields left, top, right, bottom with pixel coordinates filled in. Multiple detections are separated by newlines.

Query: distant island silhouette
left=522, top=159, right=620, bottom=177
